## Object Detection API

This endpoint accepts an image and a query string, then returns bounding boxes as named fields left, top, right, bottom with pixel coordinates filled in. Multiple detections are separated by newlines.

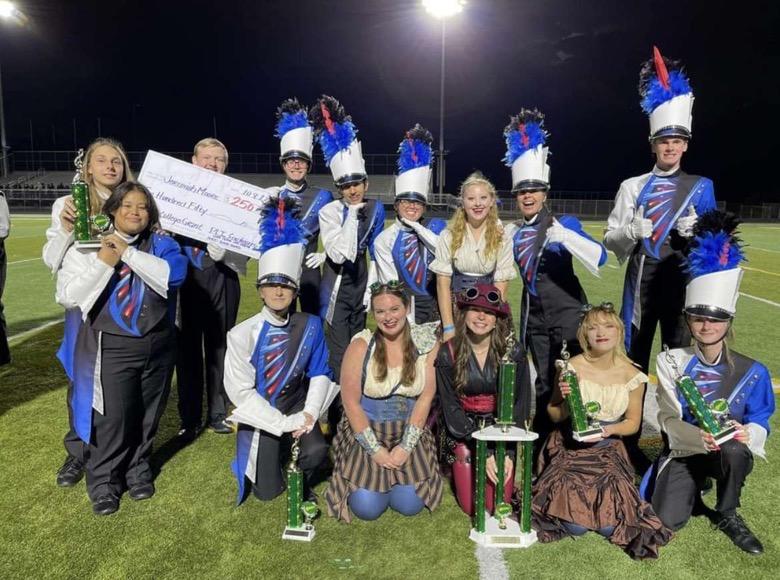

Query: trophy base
left=74, top=239, right=103, bottom=251
left=282, top=526, right=315, bottom=542
left=573, top=426, right=604, bottom=442
left=713, top=424, right=739, bottom=445
left=470, top=514, right=537, bottom=549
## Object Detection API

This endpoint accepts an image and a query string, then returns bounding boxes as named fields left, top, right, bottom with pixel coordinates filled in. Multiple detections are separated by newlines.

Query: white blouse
left=429, top=225, right=516, bottom=281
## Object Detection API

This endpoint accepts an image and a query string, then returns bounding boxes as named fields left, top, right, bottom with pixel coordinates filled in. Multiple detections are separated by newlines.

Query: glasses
left=370, top=279, right=404, bottom=295
left=461, top=287, right=501, bottom=304
left=581, top=302, right=614, bottom=314
left=284, top=158, right=308, bottom=167
left=398, top=199, right=423, bottom=207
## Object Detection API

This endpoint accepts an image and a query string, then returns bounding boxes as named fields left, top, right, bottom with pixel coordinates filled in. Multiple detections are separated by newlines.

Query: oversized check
left=138, top=150, right=274, bottom=259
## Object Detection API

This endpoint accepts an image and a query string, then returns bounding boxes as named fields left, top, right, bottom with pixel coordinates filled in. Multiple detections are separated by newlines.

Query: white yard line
left=475, top=546, right=510, bottom=580
left=739, top=292, right=780, bottom=308
left=8, top=319, right=62, bottom=344
left=749, top=246, right=780, bottom=254
left=606, top=264, right=618, bottom=269
left=8, top=257, right=41, bottom=265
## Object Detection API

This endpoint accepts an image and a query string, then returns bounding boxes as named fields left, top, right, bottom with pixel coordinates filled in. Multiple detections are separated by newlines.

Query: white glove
left=347, top=202, right=367, bottom=215
left=545, top=223, right=570, bottom=245
left=400, top=217, right=425, bottom=233
left=305, top=252, right=326, bottom=269
left=675, top=205, right=698, bottom=238
left=363, top=261, right=378, bottom=310
left=627, top=206, right=653, bottom=240
left=206, top=243, right=226, bottom=262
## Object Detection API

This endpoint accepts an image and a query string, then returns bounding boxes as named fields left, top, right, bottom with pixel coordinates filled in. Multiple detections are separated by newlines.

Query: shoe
left=56, top=456, right=85, bottom=487
left=128, top=482, right=155, bottom=501
left=700, top=477, right=714, bottom=496
left=715, top=513, right=764, bottom=554
left=92, top=494, right=119, bottom=516
left=208, top=419, right=234, bottom=434
left=177, top=425, right=201, bottom=441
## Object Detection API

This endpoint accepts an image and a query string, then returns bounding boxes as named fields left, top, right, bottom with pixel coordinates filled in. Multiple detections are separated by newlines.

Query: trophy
left=71, top=149, right=111, bottom=249
left=663, top=346, right=738, bottom=444
left=559, top=340, right=604, bottom=442
left=470, top=332, right=538, bottom=549
left=282, top=439, right=319, bottom=542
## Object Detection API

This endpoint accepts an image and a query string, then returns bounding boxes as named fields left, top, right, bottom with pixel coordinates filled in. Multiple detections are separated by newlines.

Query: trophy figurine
left=559, top=340, right=603, bottom=442
left=282, top=439, right=317, bottom=542
left=663, top=346, right=738, bottom=444
left=469, top=331, right=538, bottom=549
left=71, top=149, right=111, bottom=249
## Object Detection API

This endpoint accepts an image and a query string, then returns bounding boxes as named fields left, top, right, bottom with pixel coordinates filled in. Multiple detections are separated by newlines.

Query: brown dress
left=531, top=373, right=672, bottom=559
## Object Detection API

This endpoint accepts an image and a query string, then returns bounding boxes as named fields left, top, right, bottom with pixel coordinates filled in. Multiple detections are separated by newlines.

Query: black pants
left=177, top=263, right=240, bottom=428
left=295, top=266, right=321, bottom=317
left=651, top=440, right=754, bottom=531
left=0, top=239, right=9, bottom=366
left=325, top=273, right=367, bottom=383
left=87, top=324, right=175, bottom=499
left=251, top=423, right=329, bottom=501
left=527, top=325, right=580, bottom=462
left=63, top=381, right=88, bottom=462
left=624, top=254, right=691, bottom=374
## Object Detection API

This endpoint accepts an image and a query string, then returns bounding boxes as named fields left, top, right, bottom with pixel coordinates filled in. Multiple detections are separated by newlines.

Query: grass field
left=1, top=216, right=779, bottom=579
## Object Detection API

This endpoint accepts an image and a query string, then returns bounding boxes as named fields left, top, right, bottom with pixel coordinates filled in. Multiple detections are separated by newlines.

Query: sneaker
left=715, top=513, right=764, bottom=554
left=56, top=456, right=85, bottom=487
left=208, top=419, right=234, bottom=434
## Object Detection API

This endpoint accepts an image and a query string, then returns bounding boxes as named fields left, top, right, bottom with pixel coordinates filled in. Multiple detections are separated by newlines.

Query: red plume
left=518, top=123, right=530, bottom=149
left=406, top=131, right=418, bottom=163
left=653, top=46, right=670, bottom=91
left=276, top=196, right=286, bottom=233
left=320, top=102, right=335, bottom=135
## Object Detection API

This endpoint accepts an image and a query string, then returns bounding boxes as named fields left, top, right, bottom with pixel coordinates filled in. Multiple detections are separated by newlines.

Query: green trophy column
left=475, top=438, right=487, bottom=533
left=521, top=439, right=533, bottom=533
left=71, top=179, right=91, bottom=242
left=286, top=442, right=303, bottom=529
left=561, top=340, right=588, bottom=432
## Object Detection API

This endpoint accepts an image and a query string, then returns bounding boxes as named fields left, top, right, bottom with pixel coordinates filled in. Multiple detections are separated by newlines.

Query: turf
left=1, top=216, right=779, bottom=579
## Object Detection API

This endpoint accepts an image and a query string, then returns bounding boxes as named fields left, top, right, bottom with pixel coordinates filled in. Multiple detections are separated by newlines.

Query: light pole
left=423, top=0, right=465, bottom=195
left=0, top=1, right=26, bottom=178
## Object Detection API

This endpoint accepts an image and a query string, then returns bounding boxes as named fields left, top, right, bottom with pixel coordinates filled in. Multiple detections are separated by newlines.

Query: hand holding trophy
left=72, top=149, right=111, bottom=249
left=559, top=340, right=603, bottom=442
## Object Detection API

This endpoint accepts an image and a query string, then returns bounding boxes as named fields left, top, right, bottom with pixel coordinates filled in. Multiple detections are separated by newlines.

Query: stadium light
left=0, top=1, right=23, bottom=178
left=422, top=0, right=466, bottom=195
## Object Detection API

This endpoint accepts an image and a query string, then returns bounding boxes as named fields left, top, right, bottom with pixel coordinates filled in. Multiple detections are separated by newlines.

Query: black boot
left=715, top=513, right=763, bottom=555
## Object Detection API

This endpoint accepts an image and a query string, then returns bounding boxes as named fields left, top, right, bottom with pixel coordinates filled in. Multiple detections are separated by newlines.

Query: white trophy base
left=470, top=514, right=537, bottom=549
left=75, top=239, right=103, bottom=251
left=714, top=424, right=739, bottom=445
left=472, top=425, right=539, bottom=443
left=573, top=426, right=604, bottom=442
left=282, top=526, right=315, bottom=542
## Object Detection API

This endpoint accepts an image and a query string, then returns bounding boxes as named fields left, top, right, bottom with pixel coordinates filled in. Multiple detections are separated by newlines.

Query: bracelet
left=442, top=324, right=455, bottom=333
left=399, top=424, right=423, bottom=453
left=355, top=427, right=381, bottom=455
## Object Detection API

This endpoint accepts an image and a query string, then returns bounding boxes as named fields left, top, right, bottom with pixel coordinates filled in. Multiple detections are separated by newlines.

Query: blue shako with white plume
left=639, top=46, right=694, bottom=141
left=309, top=95, right=366, bottom=188
left=276, top=98, right=314, bottom=164
left=395, top=124, right=434, bottom=204
left=257, top=195, right=306, bottom=288
left=502, top=108, right=551, bottom=193
left=684, top=210, right=745, bottom=321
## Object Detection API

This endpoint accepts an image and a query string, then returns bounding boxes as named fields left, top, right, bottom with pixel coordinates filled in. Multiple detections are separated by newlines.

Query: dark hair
left=370, top=286, right=417, bottom=386
left=451, top=306, right=513, bottom=396
left=103, top=181, right=160, bottom=233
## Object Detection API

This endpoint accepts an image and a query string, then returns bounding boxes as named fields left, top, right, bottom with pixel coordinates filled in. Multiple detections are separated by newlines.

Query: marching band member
left=430, top=172, right=516, bottom=343
left=311, top=95, right=385, bottom=381
left=271, top=98, right=333, bottom=315
left=42, top=138, right=133, bottom=488
left=56, top=182, right=187, bottom=514
left=502, top=109, right=606, bottom=457
left=225, top=197, right=336, bottom=504
left=604, top=47, right=716, bottom=373
left=374, top=124, right=445, bottom=324
left=650, top=212, right=774, bottom=555
left=175, top=138, right=248, bottom=438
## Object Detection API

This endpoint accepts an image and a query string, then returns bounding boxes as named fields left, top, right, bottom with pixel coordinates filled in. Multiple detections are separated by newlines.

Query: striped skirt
left=325, top=417, right=443, bottom=523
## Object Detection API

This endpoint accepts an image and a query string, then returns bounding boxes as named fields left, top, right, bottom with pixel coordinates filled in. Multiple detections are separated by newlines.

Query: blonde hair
left=577, top=307, right=633, bottom=366
left=81, top=138, right=133, bottom=214
left=193, top=137, right=229, bottom=162
left=448, top=172, right=502, bottom=259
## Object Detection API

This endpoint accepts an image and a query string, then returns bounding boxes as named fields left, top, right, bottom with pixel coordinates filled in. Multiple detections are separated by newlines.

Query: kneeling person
left=225, top=200, right=335, bottom=504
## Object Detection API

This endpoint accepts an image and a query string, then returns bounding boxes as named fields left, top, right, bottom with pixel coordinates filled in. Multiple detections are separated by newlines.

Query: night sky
left=1, top=0, right=778, bottom=201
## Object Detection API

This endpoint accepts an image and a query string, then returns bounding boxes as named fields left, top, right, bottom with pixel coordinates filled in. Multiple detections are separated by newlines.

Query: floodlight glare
left=422, top=0, right=465, bottom=19
left=0, top=1, right=15, bottom=19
